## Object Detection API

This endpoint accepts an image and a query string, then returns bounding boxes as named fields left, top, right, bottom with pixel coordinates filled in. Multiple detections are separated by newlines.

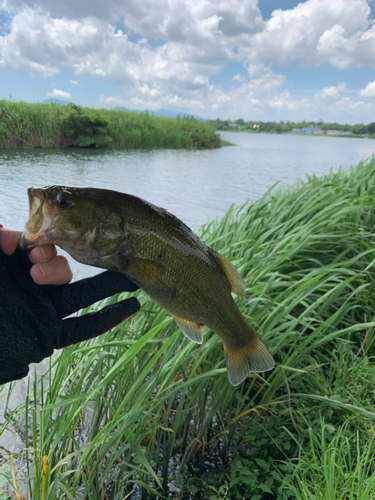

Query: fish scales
left=21, top=186, right=275, bottom=385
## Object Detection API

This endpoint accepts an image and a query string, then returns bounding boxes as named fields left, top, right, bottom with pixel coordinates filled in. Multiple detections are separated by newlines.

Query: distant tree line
left=208, top=118, right=375, bottom=135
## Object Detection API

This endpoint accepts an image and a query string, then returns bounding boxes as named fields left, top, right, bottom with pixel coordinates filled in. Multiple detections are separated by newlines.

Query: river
left=1, top=131, right=375, bottom=280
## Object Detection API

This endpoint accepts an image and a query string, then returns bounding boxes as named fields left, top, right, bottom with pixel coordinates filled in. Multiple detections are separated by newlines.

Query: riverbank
left=222, top=128, right=369, bottom=139
left=209, top=118, right=373, bottom=137
left=2, top=158, right=375, bottom=498
left=0, top=100, right=222, bottom=149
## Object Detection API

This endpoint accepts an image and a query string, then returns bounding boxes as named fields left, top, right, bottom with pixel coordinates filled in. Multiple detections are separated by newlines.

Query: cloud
left=99, top=95, right=130, bottom=108
left=248, top=68, right=285, bottom=92
left=334, top=96, right=373, bottom=113
left=3, top=0, right=264, bottom=38
left=47, top=89, right=71, bottom=99
left=316, top=82, right=347, bottom=100
left=243, top=0, right=374, bottom=69
left=1, top=0, right=375, bottom=122
left=359, top=80, right=375, bottom=97
left=0, top=7, right=107, bottom=77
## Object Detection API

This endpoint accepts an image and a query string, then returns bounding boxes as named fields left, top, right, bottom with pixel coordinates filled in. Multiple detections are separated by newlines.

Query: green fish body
left=21, top=186, right=274, bottom=385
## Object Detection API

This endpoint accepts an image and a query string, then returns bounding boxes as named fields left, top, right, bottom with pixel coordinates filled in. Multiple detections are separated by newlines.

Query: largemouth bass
left=20, top=186, right=274, bottom=385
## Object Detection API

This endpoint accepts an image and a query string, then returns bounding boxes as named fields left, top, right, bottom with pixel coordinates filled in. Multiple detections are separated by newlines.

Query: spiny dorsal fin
left=171, top=314, right=204, bottom=344
left=224, top=332, right=274, bottom=386
left=215, top=251, right=246, bottom=298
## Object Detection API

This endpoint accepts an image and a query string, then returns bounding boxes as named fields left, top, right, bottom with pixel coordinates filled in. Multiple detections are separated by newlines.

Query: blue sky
left=1, top=0, right=375, bottom=123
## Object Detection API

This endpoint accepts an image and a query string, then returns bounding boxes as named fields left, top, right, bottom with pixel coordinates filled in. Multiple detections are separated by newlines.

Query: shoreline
left=0, top=99, right=222, bottom=150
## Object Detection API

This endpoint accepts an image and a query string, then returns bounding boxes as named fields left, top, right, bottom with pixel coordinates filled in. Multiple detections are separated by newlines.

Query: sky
left=1, top=0, right=375, bottom=123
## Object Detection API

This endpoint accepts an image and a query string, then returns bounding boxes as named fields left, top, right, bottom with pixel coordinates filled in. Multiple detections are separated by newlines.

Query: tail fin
left=224, top=333, right=274, bottom=386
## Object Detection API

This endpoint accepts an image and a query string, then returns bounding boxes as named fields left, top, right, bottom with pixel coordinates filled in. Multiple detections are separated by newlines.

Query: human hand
left=0, top=227, right=140, bottom=384
left=0, top=227, right=73, bottom=285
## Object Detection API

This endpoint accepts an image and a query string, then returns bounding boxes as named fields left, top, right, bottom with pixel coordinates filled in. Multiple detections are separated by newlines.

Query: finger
left=54, top=270, right=140, bottom=318
left=30, top=255, right=73, bottom=285
left=28, top=245, right=57, bottom=264
left=0, top=229, right=21, bottom=255
left=57, top=297, right=141, bottom=348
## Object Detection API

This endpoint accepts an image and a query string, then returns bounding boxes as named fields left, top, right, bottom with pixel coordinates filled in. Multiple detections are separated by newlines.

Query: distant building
left=292, top=128, right=302, bottom=133
left=322, top=130, right=351, bottom=136
left=302, top=127, right=322, bottom=134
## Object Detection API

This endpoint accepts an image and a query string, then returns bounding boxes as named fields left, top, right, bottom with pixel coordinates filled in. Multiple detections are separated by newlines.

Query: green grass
left=0, top=100, right=222, bottom=149
left=2, top=158, right=375, bottom=498
left=280, top=418, right=375, bottom=499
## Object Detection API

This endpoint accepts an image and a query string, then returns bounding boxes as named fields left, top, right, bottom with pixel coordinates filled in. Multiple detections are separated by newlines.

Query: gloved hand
left=0, top=248, right=140, bottom=384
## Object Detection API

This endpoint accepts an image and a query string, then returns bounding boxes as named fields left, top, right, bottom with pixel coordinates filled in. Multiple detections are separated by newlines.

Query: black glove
left=0, top=249, right=140, bottom=384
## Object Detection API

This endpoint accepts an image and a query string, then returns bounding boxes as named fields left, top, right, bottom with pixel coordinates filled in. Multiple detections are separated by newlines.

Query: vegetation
left=0, top=100, right=221, bottom=149
left=2, top=158, right=375, bottom=498
left=209, top=117, right=374, bottom=136
left=60, top=104, right=112, bottom=148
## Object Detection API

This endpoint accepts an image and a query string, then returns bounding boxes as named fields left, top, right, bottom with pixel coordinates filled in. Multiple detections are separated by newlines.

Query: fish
left=20, top=186, right=274, bottom=385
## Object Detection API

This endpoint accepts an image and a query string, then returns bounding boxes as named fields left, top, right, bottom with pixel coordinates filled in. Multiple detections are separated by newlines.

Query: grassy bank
left=0, top=100, right=221, bottom=149
left=2, top=158, right=375, bottom=498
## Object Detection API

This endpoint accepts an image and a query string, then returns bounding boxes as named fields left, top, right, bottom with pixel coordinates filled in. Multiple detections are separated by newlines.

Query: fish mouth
left=20, top=187, right=57, bottom=249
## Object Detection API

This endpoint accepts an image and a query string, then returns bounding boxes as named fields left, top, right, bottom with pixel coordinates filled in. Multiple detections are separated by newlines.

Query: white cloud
left=243, top=0, right=374, bottom=69
left=100, top=95, right=128, bottom=107
left=359, top=80, right=375, bottom=97
left=47, top=89, right=71, bottom=99
left=267, top=91, right=310, bottom=112
left=248, top=68, right=285, bottom=92
left=334, top=96, right=373, bottom=112
left=0, top=7, right=107, bottom=77
left=316, top=82, right=347, bottom=100
left=1, top=0, right=375, bottom=122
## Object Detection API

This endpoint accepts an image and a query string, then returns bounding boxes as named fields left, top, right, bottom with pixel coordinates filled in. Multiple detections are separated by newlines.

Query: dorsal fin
left=214, top=251, right=246, bottom=298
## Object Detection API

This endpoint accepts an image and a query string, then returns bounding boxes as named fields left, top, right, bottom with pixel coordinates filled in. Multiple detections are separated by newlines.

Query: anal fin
left=171, top=314, right=204, bottom=344
left=224, top=333, right=274, bottom=386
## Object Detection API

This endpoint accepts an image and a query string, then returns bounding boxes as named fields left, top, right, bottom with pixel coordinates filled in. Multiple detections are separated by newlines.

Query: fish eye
left=57, top=193, right=74, bottom=209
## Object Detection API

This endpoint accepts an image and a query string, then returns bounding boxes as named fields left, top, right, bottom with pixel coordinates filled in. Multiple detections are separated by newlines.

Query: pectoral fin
left=215, top=251, right=246, bottom=298
left=119, top=255, right=163, bottom=283
left=171, top=314, right=204, bottom=344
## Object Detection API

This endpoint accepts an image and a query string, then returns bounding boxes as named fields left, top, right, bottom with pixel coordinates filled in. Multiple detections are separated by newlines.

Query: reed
left=0, top=100, right=221, bottom=149
left=2, top=158, right=375, bottom=498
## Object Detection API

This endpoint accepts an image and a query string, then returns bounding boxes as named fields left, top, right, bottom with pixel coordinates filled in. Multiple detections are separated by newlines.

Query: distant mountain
left=114, top=106, right=130, bottom=112
left=41, top=98, right=70, bottom=105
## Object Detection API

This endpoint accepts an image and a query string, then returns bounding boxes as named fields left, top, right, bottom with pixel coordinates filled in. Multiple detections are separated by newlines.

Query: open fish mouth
left=19, top=187, right=57, bottom=249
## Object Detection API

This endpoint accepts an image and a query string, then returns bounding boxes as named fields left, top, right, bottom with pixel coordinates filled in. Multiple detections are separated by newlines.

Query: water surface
left=1, top=132, right=375, bottom=280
